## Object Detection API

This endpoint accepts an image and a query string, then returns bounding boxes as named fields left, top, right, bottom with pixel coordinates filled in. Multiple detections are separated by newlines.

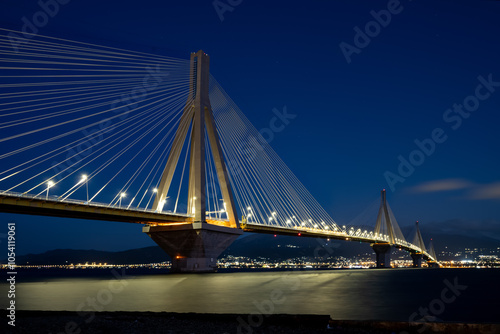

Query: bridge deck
left=0, top=192, right=435, bottom=261
left=0, top=192, right=191, bottom=224
left=242, top=223, right=435, bottom=261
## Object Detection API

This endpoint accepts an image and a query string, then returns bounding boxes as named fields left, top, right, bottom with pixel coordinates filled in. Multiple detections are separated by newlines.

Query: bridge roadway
left=241, top=222, right=436, bottom=262
left=0, top=191, right=190, bottom=224
left=0, top=191, right=436, bottom=262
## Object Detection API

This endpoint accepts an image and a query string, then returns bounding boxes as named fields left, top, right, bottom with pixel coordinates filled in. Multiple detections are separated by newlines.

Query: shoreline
left=3, top=311, right=499, bottom=334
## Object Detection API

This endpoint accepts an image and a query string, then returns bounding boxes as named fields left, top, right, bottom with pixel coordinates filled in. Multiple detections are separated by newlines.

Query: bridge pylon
left=371, top=189, right=405, bottom=268
left=426, top=239, right=440, bottom=268
left=143, top=50, right=242, bottom=272
left=410, top=221, right=426, bottom=267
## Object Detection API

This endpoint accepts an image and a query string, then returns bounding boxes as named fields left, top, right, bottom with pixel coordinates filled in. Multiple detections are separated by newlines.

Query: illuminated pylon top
left=412, top=221, right=427, bottom=253
left=152, top=50, right=239, bottom=228
left=374, top=189, right=405, bottom=245
left=427, top=239, right=437, bottom=261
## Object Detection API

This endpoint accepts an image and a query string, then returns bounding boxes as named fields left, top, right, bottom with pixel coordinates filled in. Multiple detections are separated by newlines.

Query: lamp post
left=246, top=207, right=252, bottom=222
left=218, top=199, right=226, bottom=219
left=159, top=195, right=169, bottom=212
left=81, top=175, right=88, bottom=202
left=119, top=192, right=126, bottom=208
left=46, top=181, right=54, bottom=199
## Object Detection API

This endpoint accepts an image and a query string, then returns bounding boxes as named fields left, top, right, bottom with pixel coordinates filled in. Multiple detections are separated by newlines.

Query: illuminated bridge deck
left=242, top=222, right=436, bottom=261
left=0, top=192, right=436, bottom=262
left=0, top=191, right=191, bottom=224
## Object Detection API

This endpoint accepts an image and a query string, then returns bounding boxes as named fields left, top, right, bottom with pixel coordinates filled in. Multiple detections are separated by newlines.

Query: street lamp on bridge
left=80, top=174, right=88, bottom=202
left=119, top=192, right=126, bottom=208
left=145, top=188, right=158, bottom=210
left=46, top=180, right=54, bottom=199
left=159, top=196, right=169, bottom=212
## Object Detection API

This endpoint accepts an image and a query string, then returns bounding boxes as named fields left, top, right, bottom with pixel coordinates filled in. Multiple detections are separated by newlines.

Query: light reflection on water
left=5, top=268, right=500, bottom=322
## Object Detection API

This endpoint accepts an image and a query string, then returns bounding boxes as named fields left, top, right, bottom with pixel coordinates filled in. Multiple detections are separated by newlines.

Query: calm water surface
left=3, top=268, right=499, bottom=322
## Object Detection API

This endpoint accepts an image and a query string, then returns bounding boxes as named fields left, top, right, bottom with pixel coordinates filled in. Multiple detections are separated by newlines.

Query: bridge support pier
left=427, top=261, right=440, bottom=268
left=143, top=222, right=242, bottom=273
left=371, top=243, right=392, bottom=268
left=411, top=252, right=422, bottom=268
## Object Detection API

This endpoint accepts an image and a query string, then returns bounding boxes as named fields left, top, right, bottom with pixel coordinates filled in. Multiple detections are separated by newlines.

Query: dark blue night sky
left=1, top=0, right=499, bottom=254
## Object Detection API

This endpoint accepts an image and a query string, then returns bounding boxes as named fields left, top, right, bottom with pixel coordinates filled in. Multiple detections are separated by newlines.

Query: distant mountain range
left=401, top=219, right=500, bottom=250
left=5, top=220, right=500, bottom=265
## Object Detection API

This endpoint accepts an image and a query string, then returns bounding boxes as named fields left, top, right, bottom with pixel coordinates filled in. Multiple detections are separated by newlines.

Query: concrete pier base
left=411, top=252, right=422, bottom=268
left=143, top=222, right=242, bottom=273
left=371, top=243, right=392, bottom=268
left=427, top=261, right=440, bottom=268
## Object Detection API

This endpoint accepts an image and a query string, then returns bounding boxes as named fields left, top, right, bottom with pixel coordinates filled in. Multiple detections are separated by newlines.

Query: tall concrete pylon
left=371, top=189, right=397, bottom=268
left=426, top=239, right=440, bottom=268
left=410, top=221, right=426, bottom=267
left=374, top=189, right=396, bottom=245
left=152, top=50, right=238, bottom=228
left=143, top=50, right=242, bottom=272
left=412, top=221, right=426, bottom=252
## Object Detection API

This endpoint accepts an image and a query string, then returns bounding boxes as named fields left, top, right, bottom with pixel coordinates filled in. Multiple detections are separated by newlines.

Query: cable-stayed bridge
left=0, top=29, right=438, bottom=272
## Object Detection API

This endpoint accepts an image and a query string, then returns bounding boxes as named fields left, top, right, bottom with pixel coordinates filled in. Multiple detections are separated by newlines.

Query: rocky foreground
left=2, top=311, right=499, bottom=334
